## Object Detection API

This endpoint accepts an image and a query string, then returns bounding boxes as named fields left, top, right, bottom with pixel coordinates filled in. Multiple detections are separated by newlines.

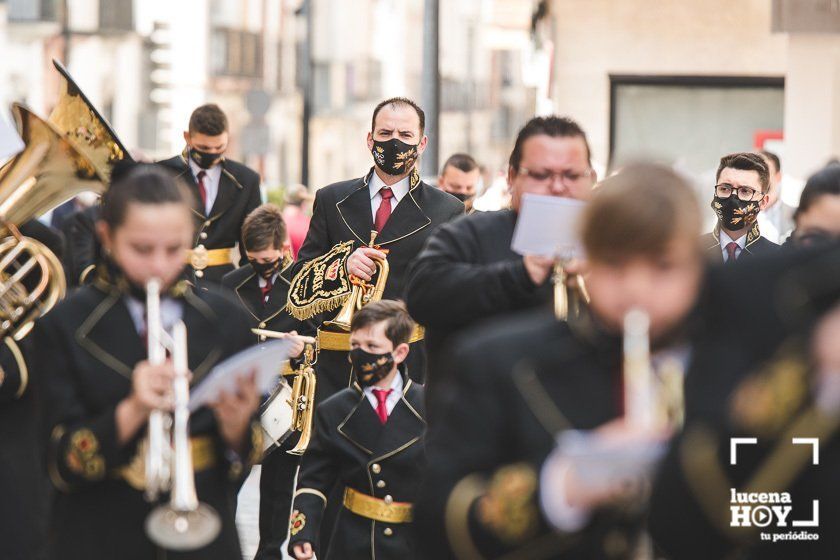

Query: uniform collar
left=369, top=170, right=411, bottom=203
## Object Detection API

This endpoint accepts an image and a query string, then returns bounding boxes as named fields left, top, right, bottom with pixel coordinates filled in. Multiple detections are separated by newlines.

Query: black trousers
left=254, top=436, right=301, bottom=560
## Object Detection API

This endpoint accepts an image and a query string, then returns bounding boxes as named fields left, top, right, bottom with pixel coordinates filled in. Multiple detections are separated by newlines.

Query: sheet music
left=511, top=193, right=586, bottom=258
left=188, top=340, right=292, bottom=411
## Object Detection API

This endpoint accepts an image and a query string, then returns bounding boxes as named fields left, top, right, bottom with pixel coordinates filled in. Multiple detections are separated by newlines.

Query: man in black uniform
left=702, top=152, right=779, bottom=263
left=415, top=164, right=705, bottom=559
left=159, top=103, right=262, bottom=286
left=289, top=96, right=463, bottom=399
left=405, top=116, right=596, bottom=421
left=221, top=203, right=315, bottom=560
left=288, top=301, right=426, bottom=560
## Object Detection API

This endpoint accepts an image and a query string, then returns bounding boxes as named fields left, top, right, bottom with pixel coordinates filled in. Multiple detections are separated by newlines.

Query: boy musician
left=289, top=301, right=426, bottom=560
left=222, top=203, right=315, bottom=560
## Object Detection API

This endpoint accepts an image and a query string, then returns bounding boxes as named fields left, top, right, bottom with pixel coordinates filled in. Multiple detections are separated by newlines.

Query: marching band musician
left=415, top=163, right=705, bottom=559
left=288, top=300, right=427, bottom=560
left=288, top=96, right=463, bottom=399
left=221, top=203, right=315, bottom=560
left=35, top=164, right=262, bottom=559
left=406, top=116, right=596, bottom=423
left=159, top=103, right=262, bottom=286
left=0, top=220, right=65, bottom=560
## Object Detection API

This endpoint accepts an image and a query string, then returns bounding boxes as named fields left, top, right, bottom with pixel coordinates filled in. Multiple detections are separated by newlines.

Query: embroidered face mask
left=189, top=147, right=223, bottom=169
left=371, top=138, right=419, bottom=176
left=250, top=258, right=280, bottom=280
left=712, top=195, right=761, bottom=231
left=349, top=347, right=395, bottom=387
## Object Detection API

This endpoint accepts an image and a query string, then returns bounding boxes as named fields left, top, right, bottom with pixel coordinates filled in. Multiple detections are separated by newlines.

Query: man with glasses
left=703, top=152, right=779, bottom=263
left=405, top=115, right=596, bottom=423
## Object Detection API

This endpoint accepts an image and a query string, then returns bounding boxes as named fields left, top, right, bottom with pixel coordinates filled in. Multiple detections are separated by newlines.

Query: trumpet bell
left=145, top=502, right=221, bottom=551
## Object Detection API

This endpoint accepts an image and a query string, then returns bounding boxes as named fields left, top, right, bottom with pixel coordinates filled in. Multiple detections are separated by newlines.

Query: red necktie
left=197, top=170, right=208, bottom=210
left=260, top=278, right=273, bottom=305
left=372, top=388, right=392, bottom=424
left=374, top=187, right=394, bottom=232
left=725, top=241, right=739, bottom=263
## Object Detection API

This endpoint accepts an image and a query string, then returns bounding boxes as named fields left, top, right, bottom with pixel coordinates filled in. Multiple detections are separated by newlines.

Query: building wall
left=549, top=0, right=788, bottom=171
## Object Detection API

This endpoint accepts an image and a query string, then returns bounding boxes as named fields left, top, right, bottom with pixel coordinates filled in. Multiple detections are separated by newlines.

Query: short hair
left=795, top=163, right=840, bottom=222
left=188, top=104, right=229, bottom=136
left=101, top=163, right=194, bottom=229
left=371, top=97, right=425, bottom=135
left=508, top=116, right=591, bottom=172
left=242, top=203, right=286, bottom=252
left=758, top=150, right=781, bottom=174
left=581, top=163, right=701, bottom=262
left=716, top=152, right=769, bottom=192
left=441, top=153, right=479, bottom=175
left=350, top=300, right=415, bottom=347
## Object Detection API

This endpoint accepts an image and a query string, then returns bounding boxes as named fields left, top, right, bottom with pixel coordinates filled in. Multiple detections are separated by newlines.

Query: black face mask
left=712, top=196, right=760, bottom=231
left=449, top=192, right=473, bottom=203
left=349, top=348, right=395, bottom=387
left=189, top=147, right=222, bottom=169
left=371, top=138, right=419, bottom=176
left=250, top=258, right=280, bottom=280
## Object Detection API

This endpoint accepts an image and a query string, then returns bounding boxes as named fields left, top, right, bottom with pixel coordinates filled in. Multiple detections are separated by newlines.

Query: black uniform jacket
left=0, top=219, right=65, bottom=560
left=404, top=209, right=553, bottom=417
left=221, top=262, right=315, bottom=560
left=701, top=228, right=780, bottom=264
left=35, top=279, right=260, bottom=560
left=158, top=154, right=262, bottom=285
left=288, top=368, right=426, bottom=560
left=290, top=168, right=463, bottom=394
left=416, top=310, right=645, bottom=560
left=650, top=243, right=840, bottom=560
left=221, top=262, right=316, bottom=342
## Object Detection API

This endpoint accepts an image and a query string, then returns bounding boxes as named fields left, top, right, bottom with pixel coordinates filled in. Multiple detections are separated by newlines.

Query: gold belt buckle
left=190, top=245, right=209, bottom=270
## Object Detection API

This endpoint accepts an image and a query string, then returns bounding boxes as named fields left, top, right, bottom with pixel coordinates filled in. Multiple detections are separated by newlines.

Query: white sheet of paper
left=188, top=340, right=291, bottom=412
left=0, top=111, right=24, bottom=163
left=511, top=194, right=586, bottom=258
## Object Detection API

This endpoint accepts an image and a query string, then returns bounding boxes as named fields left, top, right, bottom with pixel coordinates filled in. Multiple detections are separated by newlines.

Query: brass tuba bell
left=323, top=231, right=390, bottom=332
left=0, top=103, right=109, bottom=339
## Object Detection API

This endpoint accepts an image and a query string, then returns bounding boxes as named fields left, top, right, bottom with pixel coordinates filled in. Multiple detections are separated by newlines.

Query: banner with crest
left=286, top=240, right=355, bottom=320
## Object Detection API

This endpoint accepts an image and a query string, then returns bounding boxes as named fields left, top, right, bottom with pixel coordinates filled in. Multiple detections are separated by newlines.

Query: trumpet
left=622, top=308, right=685, bottom=431
left=143, top=279, right=221, bottom=550
left=552, top=261, right=590, bottom=321
left=324, top=230, right=389, bottom=332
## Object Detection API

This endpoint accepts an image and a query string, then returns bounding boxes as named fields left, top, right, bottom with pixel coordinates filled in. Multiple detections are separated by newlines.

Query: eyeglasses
left=714, top=183, right=764, bottom=202
left=518, top=167, right=593, bottom=187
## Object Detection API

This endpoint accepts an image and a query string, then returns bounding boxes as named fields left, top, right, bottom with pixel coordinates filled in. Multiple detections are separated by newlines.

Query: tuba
left=143, top=279, right=221, bottom=550
left=324, top=230, right=389, bottom=332
left=0, top=103, right=108, bottom=339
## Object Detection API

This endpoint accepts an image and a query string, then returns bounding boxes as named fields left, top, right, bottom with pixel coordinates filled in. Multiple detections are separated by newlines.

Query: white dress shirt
left=363, top=371, right=404, bottom=416
left=189, top=158, right=223, bottom=215
left=719, top=230, right=747, bottom=262
left=257, top=272, right=280, bottom=303
left=369, top=172, right=410, bottom=219
left=124, top=296, right=184, bottom=337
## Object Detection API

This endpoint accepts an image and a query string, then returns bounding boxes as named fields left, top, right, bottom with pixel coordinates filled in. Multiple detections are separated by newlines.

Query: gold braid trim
left=445, top=474, right=489, bottom=560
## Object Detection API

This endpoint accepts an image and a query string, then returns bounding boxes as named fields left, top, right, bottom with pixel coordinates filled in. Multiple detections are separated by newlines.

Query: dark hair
left=101, top=163, right=194, bottom=229
left=188, top=103, right=229, bottom=136
left=350, top=300, right=415, bottom=347
left=508, top=116, right=591, bottom=172
left=795, top=164, right=840, bottom=222
left=242, top=203, right=286, bottom=252
left=581, top=163, right=701, bottom=261
left=441, top=153, right=479, bottom=175
left=371, top=97, right=425, bottom=135
left=758, top=150, right=781, bottom=174
left=716, top=152, right=769, bottom=192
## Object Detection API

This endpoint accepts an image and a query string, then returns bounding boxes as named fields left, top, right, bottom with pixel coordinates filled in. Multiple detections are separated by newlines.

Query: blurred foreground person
left=416, top=163, right=704, bottom=559
left=788, top=163, right=840, bottom=248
